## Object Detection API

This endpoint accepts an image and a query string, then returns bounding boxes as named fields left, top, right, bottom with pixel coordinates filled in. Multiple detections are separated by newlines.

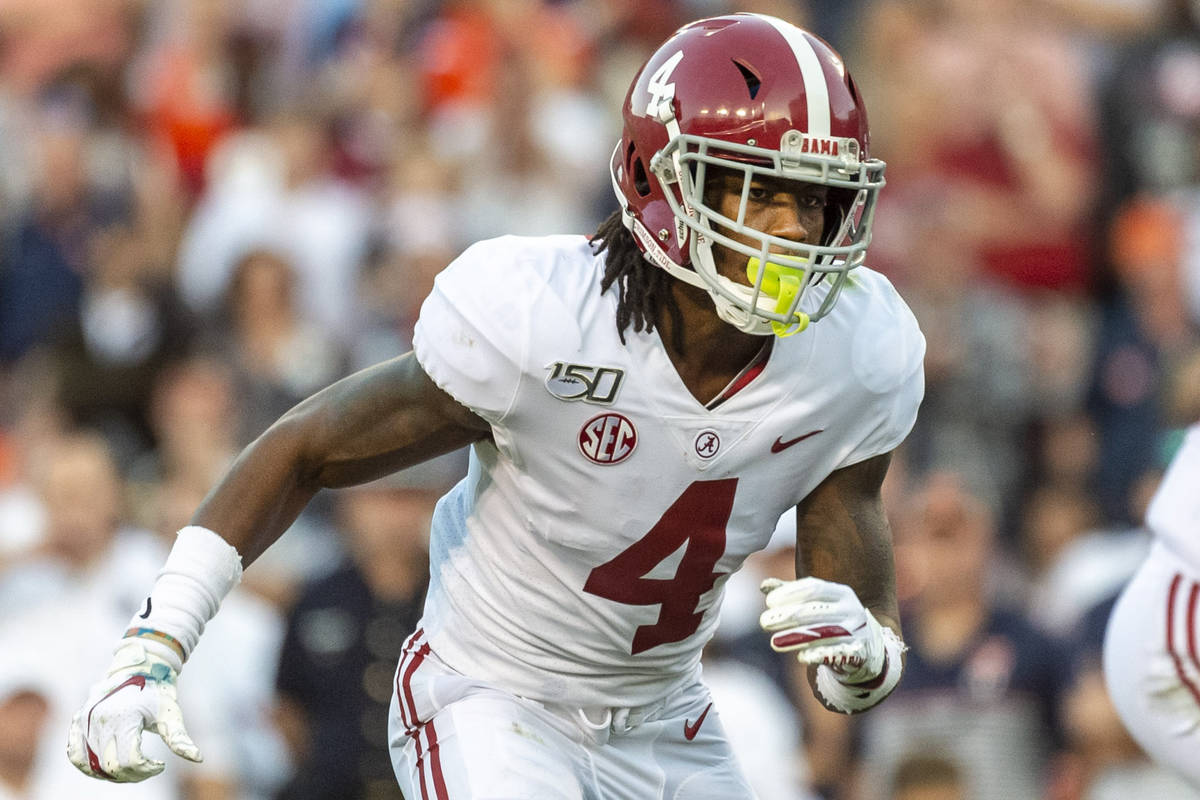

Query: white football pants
left=1104, top=541, right=1200, bottom=787
left=388, top=629, right=759, bottom=799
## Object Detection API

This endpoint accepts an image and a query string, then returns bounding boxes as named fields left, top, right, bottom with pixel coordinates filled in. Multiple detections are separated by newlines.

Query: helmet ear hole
left=732, top=59, right=761, bottom=99
left=846, top=74, right=860, bottom=104
left=632, top=157, right=651, bottom=198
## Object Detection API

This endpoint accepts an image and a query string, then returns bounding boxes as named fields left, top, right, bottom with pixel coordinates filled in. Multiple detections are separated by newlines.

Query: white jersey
left=1146, top=423, right=1200, bottom=572
left=1103, top=424, right=1200, bottom=788
left=411, top=234, right=925, bottom=708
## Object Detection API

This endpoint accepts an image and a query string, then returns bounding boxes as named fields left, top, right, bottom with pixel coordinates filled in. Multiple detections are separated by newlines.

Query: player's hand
left=67, top=639, right=201, bottom=782
left=759, top=576, right=887, bottom=684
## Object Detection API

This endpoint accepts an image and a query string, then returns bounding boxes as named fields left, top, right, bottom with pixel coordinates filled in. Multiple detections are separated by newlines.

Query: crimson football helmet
left=610, top=13, right=885, bottom=336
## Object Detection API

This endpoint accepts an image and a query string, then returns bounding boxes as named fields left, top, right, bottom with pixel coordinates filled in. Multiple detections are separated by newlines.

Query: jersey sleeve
left=412, top=239, right=533, bottom=424
left=835, top=273, right=927, bottom=469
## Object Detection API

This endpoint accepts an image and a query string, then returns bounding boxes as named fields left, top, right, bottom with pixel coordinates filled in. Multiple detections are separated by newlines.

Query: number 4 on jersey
left=583, top=479, right=736, bottom=654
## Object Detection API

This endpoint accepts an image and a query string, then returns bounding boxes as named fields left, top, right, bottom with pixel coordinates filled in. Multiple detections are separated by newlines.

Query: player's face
left=706, top=170, right=828, bottom=285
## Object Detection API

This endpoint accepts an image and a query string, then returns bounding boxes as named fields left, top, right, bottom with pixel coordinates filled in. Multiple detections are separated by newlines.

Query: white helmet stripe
left=755, top=15, right=831, bottom=138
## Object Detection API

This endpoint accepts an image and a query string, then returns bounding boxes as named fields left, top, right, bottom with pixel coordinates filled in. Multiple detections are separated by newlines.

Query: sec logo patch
left=579, top=413, right=637, bottom=465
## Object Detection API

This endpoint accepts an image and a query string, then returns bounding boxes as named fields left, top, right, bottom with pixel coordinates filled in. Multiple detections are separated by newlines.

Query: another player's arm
left=760, top=451, right=906, bottom=715
left=193, top=352, right=489, bottom=564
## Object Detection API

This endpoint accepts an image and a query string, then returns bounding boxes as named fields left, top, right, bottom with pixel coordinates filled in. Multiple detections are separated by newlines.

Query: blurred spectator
left=273, top=486, right=435, bottom=800
left=350, top=137, right=461, bottom=366
left=0, top=0, right=134, bottom=94
left=1086, top=197, right=1200, bottom=523
left=128, top=0, right=245, bottom=195
left=1026, top=295, right=1099, bottom=418
left=0, top=115, right=105, bottom=365
left=887, top=754, right=968, bottom=800
left=0, top=428, right=164, bottom=616
left=47, top=222, right=198, bottom=461
left=1030, top=413, right=1102, bottom=496
left=1021, top=483, right=1100, bottom=581
left=1021, top=483, right=1152, bottom=637
left=1042, top=0, right=1167, bottom=45
left=377, top=136, right=459, bottom=258
left=853, top=472, right=1069, bottom=800
left=888, top=200, right=1035, bottom=524
left=419, top=0, right=616, bottom=240
left=856, top=0, right=1097, bottom=292
left=1, top=48, right=181, bottom=368
left=176, top=116, right=372, bottom=345
left=353, top=239, right=457, bottom=370
left=850, top=3, right=1104, bottom=529
left=1095, top=0, right=1200, bottom=224
left=215, top=248, right=349, bottom=443
left=130, top=355, right=241, bottom=505
left=1085, top=0, right=1200, bottom=523
left=0, top=661, right=51, bottom=800
left=0, top=431, right=178, bottom=799
left=0, top=79, right=37, bottom=234
left=0, top=358, right=65, bottom=559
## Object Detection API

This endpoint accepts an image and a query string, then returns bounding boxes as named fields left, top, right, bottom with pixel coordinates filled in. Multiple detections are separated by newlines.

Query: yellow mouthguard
left=746, top=256, right=811, bottom=337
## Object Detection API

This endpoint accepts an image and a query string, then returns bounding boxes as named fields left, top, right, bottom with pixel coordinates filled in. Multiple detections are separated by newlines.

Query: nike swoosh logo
left=770, top=429, right=824, bottom=453
left=86, top=675, right=148, bottom=779
left=770, top=624, right=853, bottom=649
left=139, top=598, right=152, bottom=619
left=684, top=702, right=713, bottom=741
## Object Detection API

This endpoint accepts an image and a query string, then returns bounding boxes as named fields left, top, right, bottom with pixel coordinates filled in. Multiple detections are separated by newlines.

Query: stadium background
left=2, top=0, right=1200, bottom=798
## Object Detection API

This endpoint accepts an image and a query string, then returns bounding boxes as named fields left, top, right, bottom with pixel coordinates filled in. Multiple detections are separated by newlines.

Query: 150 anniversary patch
left=544, top=361, right=625, bottom=404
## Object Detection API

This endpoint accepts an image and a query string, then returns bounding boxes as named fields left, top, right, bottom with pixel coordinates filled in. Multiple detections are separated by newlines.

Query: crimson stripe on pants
left=413, top=721, right=448, bottom=799
left=401, top=643, right=431, bottom=734
left=1188, top=581, right=1199, bottom=674
left=1166, top=574, right=1200, bottom=706
left=414, top=724, right=431, bottom=799
left=426, top=720, right=449, bottom=799
left=394, top=628, right=425, bottom=731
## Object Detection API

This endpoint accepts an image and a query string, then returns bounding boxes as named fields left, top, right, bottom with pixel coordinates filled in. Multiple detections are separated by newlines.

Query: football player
left=68, top=13, right=924, bottom=798
left=1103, top=422, right=1200, bottom=787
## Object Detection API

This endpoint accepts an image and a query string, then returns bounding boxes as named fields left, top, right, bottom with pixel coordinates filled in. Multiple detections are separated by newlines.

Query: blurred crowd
left=2, top=0, right=1200, bottom=798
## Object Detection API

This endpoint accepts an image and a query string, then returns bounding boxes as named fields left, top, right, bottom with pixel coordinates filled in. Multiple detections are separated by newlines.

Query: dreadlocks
left=592, top=211, right=686, bottom=352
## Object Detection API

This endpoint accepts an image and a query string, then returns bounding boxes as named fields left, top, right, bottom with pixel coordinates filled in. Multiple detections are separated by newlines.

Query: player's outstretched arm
left=193, top=351, right=489, bottom=563
left=759, top=452, right=906, bottom=714
left=68, top=353, right=488, bottom=782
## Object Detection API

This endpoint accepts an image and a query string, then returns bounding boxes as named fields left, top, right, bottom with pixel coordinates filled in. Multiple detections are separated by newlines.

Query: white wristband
left=125, top=526, right=243, bottom=664
left=814, top=627, right=906, bottom=714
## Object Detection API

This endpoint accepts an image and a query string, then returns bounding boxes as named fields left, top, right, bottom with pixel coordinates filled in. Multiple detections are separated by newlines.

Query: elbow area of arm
left=260, top=402, right=333, bottom=495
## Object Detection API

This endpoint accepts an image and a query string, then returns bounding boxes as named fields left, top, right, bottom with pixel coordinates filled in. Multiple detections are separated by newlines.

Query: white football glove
left=67, top=639, right=201, bottom=782
left=759, top=576, right=887, bottom=683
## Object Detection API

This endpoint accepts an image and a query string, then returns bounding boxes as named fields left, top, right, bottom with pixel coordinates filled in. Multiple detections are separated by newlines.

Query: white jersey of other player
left=1146, top=424, right=1200, bottom=572
left=1105, top=422, right=1200, bottom=787
left=412, top=234, right=925, bottom=710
